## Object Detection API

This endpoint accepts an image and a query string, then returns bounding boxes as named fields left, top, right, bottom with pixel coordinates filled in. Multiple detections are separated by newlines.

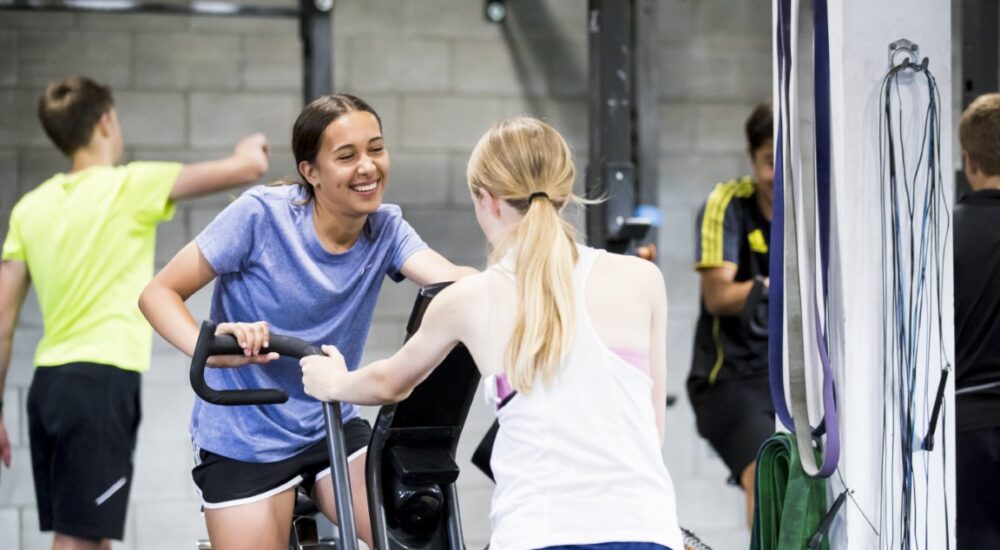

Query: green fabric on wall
left=751, top=432, right=829, bottom=550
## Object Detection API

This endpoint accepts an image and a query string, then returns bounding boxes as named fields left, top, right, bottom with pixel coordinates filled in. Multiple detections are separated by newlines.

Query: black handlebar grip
left=189, top=321, right=322, bottom=406
left=405, top=281, right=453, bottom=335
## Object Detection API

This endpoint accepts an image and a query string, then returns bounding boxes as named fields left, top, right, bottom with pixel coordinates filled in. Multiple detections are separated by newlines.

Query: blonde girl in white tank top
left=300, top=117, right=684, bottom=550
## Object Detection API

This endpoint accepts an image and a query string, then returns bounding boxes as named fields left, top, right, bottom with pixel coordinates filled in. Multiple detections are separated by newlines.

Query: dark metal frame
left=0, top=0, right=333, bottom=104
left=632, top=0, right=660, bottom=247
left=298, top=0, right=333, bottom=103
left=0, top=0, right=298, bottom=17
left=585, top=0, right=658, bottom=254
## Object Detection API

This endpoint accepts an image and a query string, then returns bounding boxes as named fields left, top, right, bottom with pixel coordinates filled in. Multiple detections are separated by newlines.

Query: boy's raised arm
left=169, top=133, right=270, bottom=200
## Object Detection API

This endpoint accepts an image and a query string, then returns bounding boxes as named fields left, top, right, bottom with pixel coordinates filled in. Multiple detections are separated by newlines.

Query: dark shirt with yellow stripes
left=687, top=176, right=770, bottom=402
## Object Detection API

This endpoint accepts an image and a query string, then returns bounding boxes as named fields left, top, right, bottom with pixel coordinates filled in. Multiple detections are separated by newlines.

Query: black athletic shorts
left=192, top=417, right=372, bottom=508
left=691, top=374, right=775, bottom=484
left=27, top=362, right=141, bottom=541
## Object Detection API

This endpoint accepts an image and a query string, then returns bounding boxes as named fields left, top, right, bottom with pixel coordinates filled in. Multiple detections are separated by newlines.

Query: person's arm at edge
left=139, top=242, right=215, bottom=357
left=645, top=261, right=669, bottom=447
left=301, top=280, right=470, bottom=405
left=695, top=190, right=766, bottom=316
left=399, top=249, right=478, bottom=287
left=169, top=133, right=270, bottom=200
left=700, top=264, right=763, bottom=316
left=138, top=242, right=278, bottom=367
left=0, top=260, right=30, bottom=468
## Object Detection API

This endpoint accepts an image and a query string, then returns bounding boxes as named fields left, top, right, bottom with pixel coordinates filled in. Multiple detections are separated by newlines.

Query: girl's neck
left=311, top=198, right=366, bottom=253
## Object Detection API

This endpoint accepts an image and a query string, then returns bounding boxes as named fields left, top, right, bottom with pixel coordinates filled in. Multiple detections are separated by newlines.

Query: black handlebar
left=190, top=320, right=323, bottom=405
left=188, top=320, right=359, bottom=549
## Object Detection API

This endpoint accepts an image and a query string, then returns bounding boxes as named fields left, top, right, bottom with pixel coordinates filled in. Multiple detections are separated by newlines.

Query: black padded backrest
left=389, top=345, right=479, bottom=429
left=367, top=282, right=481, bottom=548
left=392, top=282, right=480, bottom=430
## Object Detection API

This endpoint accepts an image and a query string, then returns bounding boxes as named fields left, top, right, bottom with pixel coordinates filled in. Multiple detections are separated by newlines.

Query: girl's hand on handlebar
left=300, top=345, right=348, bottom=401
left=207, top=352, right=279, bottom=368
left=208, top=321, right=280, bottom=368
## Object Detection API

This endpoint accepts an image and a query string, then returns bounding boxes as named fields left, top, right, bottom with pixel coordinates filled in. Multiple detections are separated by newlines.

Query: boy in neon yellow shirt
left=0, top=75, right=270, bottom=549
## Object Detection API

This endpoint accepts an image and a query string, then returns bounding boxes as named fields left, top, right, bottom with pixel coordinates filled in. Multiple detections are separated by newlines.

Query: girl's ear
left=478, top=189, right=502, bottom=219
left=299, top=160, right=320, bottom=187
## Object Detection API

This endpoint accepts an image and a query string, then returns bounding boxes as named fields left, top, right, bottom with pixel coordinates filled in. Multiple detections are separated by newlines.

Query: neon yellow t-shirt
left=1, top=162, right=181, bottom=372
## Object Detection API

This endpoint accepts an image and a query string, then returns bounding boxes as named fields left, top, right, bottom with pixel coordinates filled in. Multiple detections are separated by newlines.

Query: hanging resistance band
left=768, top=0, right=840, bottom=478
left=751, top=432, right=830, bottom=550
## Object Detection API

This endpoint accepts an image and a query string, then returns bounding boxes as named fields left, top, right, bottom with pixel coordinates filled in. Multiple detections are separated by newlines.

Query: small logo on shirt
left=747, top=229, right=768, bottom=254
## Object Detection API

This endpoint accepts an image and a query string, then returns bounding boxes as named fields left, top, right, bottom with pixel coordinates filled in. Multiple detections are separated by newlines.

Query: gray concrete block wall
left=0, top=1, right=779, bottom=548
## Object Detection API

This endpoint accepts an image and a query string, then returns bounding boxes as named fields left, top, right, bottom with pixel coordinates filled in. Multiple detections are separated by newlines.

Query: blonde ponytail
left=467, top=117, right=585, bottom=394
left=505, top=197, right=579, bottom=392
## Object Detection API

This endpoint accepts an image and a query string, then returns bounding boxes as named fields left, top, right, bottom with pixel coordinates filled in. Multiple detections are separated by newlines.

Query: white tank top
left=487, top=245, right=684, bottom=550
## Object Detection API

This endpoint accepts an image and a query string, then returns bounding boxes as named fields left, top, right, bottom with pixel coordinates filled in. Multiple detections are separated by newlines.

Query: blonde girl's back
left=449, top=241, right=677, bottom=550
left=461, top=250, right=665, bottom=385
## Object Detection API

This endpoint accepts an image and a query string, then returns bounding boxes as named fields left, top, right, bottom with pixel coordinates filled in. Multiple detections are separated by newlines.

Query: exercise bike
left=191, top=282, right=479, bottom=550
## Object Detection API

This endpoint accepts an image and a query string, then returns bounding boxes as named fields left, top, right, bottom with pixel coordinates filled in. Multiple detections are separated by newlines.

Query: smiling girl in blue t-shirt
left=139, top=94, right=475, bottom=550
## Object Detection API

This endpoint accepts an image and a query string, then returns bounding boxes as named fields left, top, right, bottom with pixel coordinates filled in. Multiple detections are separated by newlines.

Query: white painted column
left=826, top=1, right=954, bottom=548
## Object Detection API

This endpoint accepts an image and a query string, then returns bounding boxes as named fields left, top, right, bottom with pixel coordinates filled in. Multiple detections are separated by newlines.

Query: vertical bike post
left=322, top=401, right=357, bottom=549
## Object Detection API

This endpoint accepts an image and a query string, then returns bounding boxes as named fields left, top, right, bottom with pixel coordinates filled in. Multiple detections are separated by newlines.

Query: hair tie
left=528, top=191, right=550, bottom=203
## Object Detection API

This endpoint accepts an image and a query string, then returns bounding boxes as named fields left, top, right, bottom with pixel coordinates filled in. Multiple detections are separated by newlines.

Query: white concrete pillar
left=825, top=1, right=954, bottom=548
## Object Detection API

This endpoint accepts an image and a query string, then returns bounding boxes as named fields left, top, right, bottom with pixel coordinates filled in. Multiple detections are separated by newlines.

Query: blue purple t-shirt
left=190, top=184, right=427, bottom=462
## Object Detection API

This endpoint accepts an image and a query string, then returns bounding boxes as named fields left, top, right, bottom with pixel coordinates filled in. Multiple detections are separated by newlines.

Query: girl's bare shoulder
left=591, top=251, right=665, bottom=291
